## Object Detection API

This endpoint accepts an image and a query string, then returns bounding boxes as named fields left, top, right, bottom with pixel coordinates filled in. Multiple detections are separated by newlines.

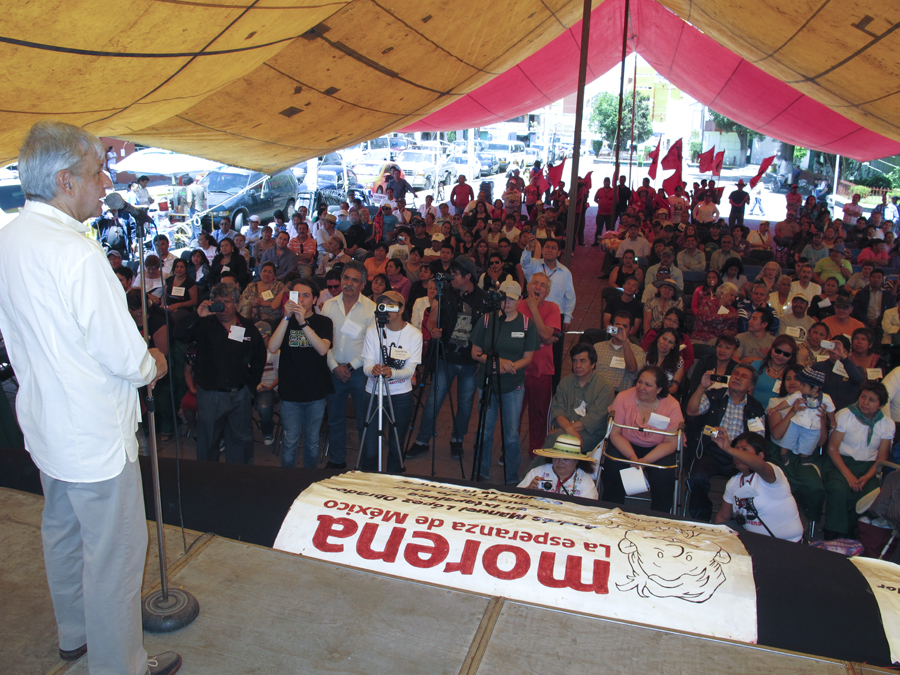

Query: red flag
left=712, top=151, right=725, bottom=177
left=647, top=138, right=661, bottom=180
left=661, top=138, right=683, bottom=171
left=537, top=170, right=551, bottom=195
left=662, top=168, right=683, bottom=197
left=547, top=159, right=566, bottom=188
left=749, top=155, right=776, bottom=189
left=373, top=206, right=384, bottom=243
left=583, top=171, right=593, bottom=192
left=698, top=146, right=716, bottom=173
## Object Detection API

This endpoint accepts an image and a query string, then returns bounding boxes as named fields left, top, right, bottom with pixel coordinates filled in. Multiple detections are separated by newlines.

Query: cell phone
left=709, top=374, right=729, bottom=384
left=208, top=301, right=225, bottom=312
left=289, top=291, right=299, bottom=303
left=820, top=340, right=835, bottom=350
left=702, top=425, right=719, bottom=438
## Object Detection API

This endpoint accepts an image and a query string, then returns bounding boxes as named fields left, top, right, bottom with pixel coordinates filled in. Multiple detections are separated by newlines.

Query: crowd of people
left=105, top=159, right=900, bottom=546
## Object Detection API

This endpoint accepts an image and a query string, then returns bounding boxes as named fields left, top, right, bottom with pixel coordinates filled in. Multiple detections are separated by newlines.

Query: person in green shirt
left=813, top=246, right=853, bottom=286
left=548, top=343, right=616, bottom=454
left=471, top=279, right=539, bottom=484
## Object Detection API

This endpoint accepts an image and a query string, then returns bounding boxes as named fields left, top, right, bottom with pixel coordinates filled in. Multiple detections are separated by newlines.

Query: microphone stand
left=133, top=215, right=200, bottom=632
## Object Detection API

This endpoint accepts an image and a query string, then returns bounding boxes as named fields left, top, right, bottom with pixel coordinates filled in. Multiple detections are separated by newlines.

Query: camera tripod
left=404, top=276, right=466, bottom=478
left=356, top=314, right=406, bottom=473
left=471, top=308, right=507, bottom=483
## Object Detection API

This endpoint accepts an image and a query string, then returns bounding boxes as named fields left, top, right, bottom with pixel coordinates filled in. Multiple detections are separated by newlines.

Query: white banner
left=850, top=557, right=900, bottom=665
left=274, top=473, right=758, bottom=643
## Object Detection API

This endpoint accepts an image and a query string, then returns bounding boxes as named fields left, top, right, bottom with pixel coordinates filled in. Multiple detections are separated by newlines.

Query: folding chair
left=592, top=419, right=684, bottom=515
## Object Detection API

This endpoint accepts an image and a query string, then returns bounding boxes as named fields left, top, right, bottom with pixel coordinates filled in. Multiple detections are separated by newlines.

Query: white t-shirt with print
left=723, top=465, right=803, bottom=542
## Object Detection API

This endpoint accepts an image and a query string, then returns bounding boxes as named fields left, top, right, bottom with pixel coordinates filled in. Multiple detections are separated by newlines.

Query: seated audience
left=602, top=365, right=684, bottom=512
left=686, top=365, right=766, bottom=520
left=823, top=382, right=893, bottom=539
left=519, top=435, right=599, bottom=499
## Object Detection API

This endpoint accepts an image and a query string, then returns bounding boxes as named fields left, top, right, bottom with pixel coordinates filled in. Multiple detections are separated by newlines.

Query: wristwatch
left=345, top=363, right=355, bottom=372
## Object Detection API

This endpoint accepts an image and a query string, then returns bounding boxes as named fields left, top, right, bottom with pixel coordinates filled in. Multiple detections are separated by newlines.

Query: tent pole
left=610, top=0, right=631, bottom=239
left=563, top=0, right=593, bottom=267
left=832, top=154, right=841, bottom=210
left=627, top=52, right=638, bottom=185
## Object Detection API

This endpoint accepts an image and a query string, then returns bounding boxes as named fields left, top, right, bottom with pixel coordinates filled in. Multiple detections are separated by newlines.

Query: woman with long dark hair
left=645, top=329, right=685, bottom=395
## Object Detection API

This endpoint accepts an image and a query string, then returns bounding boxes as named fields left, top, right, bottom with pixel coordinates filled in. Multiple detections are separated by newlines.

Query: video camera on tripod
left=485, top=289, right=506, bottom=312
left=374, top=301, right=401, bottom=325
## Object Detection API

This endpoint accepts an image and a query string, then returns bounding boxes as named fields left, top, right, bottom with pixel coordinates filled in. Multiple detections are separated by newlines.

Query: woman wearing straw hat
left=518, top=434, right=598, bottom=499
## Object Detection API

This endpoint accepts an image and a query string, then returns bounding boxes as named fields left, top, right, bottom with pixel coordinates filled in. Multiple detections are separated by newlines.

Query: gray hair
left=342, top=259, right=367, bottom=284
left=18, top=121, right=104, bottom=202
left=530, top=271, right=553, bottom=291
left=715, top=281, right=739, bottom=299
left=210, top=282, right=240, bottom=304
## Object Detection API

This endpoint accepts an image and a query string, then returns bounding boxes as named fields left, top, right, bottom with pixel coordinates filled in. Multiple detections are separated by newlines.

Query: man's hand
left=525, top=294, right=540, bottom=314
left=711, top=427, right=732, bottom=453
left=499, top=358, right=517, bottom=374
left=431, top=327, right=443, bottom=338
left=149, top=348, right=168, bottom=388
left=285, top=300, right=302, bottom=318
left=333, top=365, right=352, bottom=382
left=197, top=300, right=213, bottom=317
left=699, top=370, right=713, bottom=390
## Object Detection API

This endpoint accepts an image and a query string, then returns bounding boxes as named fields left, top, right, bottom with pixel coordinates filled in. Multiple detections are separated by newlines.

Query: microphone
left=104, top=192, right=154, bottom=225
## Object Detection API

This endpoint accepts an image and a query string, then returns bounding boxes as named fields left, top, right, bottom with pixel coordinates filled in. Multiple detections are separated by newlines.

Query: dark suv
left=203, top=167, right=298, bottom=230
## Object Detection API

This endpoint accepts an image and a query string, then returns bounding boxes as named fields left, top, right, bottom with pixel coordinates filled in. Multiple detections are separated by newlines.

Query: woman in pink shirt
left=602, top=365, right=684, bottom=512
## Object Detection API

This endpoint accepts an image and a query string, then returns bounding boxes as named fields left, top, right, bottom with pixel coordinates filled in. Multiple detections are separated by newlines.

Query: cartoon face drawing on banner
left=616, top=529, right=732, bottom=603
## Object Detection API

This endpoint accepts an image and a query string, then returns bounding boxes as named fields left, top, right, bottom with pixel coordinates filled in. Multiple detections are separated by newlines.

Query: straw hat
left=534, top=434, right=597, bottom=462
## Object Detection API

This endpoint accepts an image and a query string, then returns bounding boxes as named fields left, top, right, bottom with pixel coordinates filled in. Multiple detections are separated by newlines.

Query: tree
left=707, top=110, right=764, bottom=167
left=588, top=91, right=653, bottom=152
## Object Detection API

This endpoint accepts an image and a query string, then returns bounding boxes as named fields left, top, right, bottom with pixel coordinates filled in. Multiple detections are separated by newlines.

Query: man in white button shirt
left=0, top=122, right=180, bottom=674
left=321, top=261, right=376, bottom=469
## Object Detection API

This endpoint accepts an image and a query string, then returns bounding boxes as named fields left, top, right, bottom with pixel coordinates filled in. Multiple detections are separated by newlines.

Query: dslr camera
left=485, top=289, right=506, bottom=311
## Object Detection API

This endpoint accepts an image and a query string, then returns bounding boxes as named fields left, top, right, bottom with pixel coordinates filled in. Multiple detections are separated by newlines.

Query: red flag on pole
left=373, top=206, right=384, bottom=243
left=698, top=146, right=716, bottom=173
left=547, top=159, right=566, bottom=188
left=661, top=138, right=683, bottom=171
left=749, top=155, right=776, bottom=189
left=537, top=170, right=551, bottom=195
left=662, top=169, right=683, bottom=197
left=647, top=138, right=661, bottom=180
left=712, top=151, right=725, bottom=177
left=583, top=171, right=593, bottom=192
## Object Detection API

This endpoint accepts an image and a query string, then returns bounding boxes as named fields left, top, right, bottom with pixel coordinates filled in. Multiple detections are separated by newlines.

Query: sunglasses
left=327, top=284, right=341, bottom=290
left=772, top=348, right=793, bottom=358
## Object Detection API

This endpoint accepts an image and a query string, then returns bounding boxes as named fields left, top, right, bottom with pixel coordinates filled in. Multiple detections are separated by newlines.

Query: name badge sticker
left=171, top=286, right=185, bottom=297
left=228, top=325, right=246, bottom=342
left=261, top=290, right=274, bottom=301
left=610, top=356, right=626, bottom=369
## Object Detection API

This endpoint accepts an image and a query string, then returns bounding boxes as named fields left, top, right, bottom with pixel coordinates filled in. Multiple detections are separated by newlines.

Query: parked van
left=483, top=141, right=526, bottom=172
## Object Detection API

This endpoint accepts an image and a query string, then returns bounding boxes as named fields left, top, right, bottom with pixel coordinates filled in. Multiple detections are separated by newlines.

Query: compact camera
left=208, top=301, right=225, bottom=312
left=538, top=481, right=553, bottom=491
left=702, top=425, right=719, bottom=438
left=607, top=326, right=618, bottom=335
left=820, top=340, right=835, bottom=350
left=709, top=374, right=729, bottom=384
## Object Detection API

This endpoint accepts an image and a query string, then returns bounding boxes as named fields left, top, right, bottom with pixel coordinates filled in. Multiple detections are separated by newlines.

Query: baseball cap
left=249, top=215, right=261, bottom=223
left=499, top=279, right=522, bottom=300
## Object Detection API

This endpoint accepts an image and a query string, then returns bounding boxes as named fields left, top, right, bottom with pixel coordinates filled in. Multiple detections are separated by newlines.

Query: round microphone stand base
left=142, top=588, right=200, bottom=633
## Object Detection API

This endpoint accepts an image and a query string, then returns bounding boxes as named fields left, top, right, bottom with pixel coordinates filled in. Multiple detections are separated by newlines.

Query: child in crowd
left=767, top=367, right=836, bottom=455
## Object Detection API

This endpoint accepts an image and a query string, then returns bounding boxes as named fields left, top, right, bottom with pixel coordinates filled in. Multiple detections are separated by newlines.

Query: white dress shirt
left=322, top=293, right=377, bottom=372
left=0, top=201, right=157, bottom=482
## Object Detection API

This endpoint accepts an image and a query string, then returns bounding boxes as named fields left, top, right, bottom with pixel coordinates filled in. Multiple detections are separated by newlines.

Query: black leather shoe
left=59, top=644, right=87, bottom=661
left=148, top=652, right=182, bottom=675
left=406, top=442, right=430, bottom=459
left=325, top=460, right=346, bottom=469
left=450, top=441, right=464, bottom=460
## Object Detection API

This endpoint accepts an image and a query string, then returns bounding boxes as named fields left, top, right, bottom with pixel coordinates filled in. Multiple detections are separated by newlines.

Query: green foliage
left=708, top=111, right=764, bottom=145
left=592, top=139, right=603, bottom=156
left=858, top=174, right=893, bottom=190
left=793, top=147, right=808, bottom=164
left=849, top=185, right=871, bottom=199
left=447, top=131, right=457, bottom=143
left=589, top=91, right=654, bottom=151
left=689, top=140, right=702, bottom=162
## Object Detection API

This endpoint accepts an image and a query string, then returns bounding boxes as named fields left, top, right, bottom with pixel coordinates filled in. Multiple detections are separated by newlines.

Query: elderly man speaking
left=0, top=122, right=181, bottom=675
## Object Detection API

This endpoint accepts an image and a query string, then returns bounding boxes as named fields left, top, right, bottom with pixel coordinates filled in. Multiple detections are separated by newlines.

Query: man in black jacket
left=851, top=268, right=895, bottom=342
left=178, top=282, right=267, bottom=463
left=685, top=365, right=767, bottom=521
